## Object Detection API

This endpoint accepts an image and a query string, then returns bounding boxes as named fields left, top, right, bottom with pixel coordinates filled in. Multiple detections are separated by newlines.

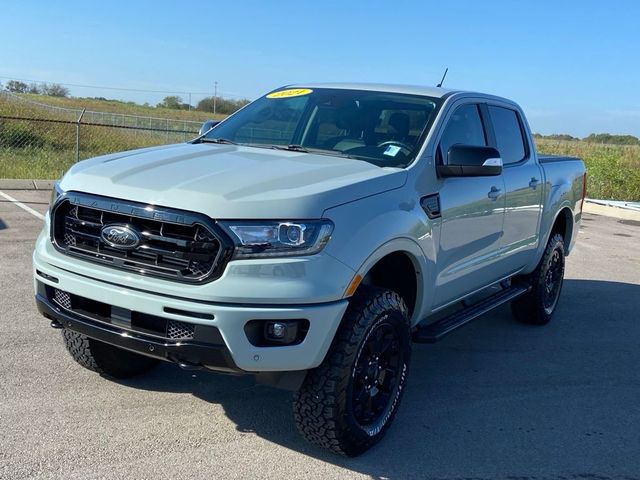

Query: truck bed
left=537, top=154, right=583, bottom=164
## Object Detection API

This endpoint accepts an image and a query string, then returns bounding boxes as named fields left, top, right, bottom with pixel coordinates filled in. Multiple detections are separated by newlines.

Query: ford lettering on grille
left=100, top=225, right=141, bottom=249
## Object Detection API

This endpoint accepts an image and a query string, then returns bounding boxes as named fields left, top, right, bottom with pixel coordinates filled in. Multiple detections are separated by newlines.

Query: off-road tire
left=511, top=233, right=565, bottom=325
left=293, top=286, right=411, bottom=456
left=62, top=330, right=159, bottom=379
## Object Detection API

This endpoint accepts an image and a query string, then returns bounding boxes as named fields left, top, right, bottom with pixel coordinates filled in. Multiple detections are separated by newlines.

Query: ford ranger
left=33, top=83, right=587, bottom=456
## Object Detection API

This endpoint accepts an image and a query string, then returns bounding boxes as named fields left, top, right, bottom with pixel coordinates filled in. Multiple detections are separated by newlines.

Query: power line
left=0, top=75, right=249, bottom=99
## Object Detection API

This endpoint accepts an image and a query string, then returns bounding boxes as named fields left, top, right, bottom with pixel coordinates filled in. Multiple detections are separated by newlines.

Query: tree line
left=156, top=95, right=250, bottom=115
left=3, top=80, right=70, bottom=97
left=534, top=132, right=640, bottom=146
left=2, top=79, right=251, bottom=115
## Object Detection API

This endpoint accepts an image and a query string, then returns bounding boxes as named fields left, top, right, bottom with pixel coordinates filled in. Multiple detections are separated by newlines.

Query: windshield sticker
left=266, top=88, right=313, bottom=99
left=383, top=145, right=402, bottom=157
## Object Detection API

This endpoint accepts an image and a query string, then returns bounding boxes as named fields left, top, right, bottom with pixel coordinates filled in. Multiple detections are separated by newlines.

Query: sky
left=1, top=0, right=639, bottom=137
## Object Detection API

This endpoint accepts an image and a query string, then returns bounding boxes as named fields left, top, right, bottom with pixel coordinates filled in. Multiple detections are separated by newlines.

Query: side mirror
left=199, top=120, right=220, bottom=136
left=437, top=145, right=502, bottom=177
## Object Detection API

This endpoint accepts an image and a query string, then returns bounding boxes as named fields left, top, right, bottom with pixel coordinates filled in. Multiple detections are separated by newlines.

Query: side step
left=412, top=284, right=529, bottom=344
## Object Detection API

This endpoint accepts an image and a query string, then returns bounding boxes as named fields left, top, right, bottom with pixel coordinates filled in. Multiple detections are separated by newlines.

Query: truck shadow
left=118, top=279, right=640, bottom=478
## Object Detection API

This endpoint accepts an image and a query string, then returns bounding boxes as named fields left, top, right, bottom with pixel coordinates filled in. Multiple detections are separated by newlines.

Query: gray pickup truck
left=34, top=83, right=586, bottom=456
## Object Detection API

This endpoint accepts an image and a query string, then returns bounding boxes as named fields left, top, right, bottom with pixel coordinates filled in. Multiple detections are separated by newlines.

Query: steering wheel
left=377, top=140, right=412, bottom=154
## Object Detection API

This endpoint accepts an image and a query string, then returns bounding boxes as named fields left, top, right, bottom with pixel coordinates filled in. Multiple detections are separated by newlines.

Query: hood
left=60, top=143, right=407, bottom=218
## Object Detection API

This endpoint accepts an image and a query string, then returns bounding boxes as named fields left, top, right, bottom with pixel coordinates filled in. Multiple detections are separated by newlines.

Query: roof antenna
left=436, top=68, right=448, bottom=88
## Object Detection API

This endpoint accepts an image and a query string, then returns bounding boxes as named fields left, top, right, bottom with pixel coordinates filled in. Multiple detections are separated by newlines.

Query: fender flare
left=527, top=183, right=575, bottom=272
left=350, top=237, right=430, bottom=326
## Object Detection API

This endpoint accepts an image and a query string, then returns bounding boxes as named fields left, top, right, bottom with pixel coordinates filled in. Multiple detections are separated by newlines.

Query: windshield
left=202, top=88, right=439, bottom=167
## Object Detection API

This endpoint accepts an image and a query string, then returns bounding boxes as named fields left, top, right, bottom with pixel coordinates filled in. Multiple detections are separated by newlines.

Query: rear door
left=432, top=103, right=507, bottom=307
left=487, top=105, right=543, bottom=273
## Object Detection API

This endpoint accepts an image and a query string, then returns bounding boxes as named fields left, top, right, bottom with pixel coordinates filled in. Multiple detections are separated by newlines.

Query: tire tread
left=293, top=287, right=409, bottom=456
left=62, top=330, right=159, bottom=379
left=511, top=233, right=565, bottom=325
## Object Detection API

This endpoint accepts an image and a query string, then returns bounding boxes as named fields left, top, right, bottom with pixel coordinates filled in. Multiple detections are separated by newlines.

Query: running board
left=412, top=285, right=529, bottom=344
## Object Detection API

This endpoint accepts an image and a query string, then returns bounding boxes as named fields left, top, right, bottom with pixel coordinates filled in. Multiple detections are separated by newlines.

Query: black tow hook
left=178, top=362, right=202, bottom=371
left=44, top=311, right=64, bottom=329
left=50, top=319, right=63, bottom=329
left=167, top=352, right=203, bottom=371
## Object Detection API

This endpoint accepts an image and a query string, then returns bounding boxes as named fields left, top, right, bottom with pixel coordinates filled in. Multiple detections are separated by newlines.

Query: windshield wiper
left=269, top=144, right=357, bottom=158
left=270, top=144, right=309, bottom=153
left=199, top=137, right=237, bottom=145
left=250, top=143, right=359, bottom=160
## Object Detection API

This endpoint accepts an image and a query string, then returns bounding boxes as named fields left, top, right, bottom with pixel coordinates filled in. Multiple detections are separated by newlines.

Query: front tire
left=293, top=287, right=411, bottom=456
left=511, top=233, right=566, bottom=325
left=63, top=330, right=159, bottom=379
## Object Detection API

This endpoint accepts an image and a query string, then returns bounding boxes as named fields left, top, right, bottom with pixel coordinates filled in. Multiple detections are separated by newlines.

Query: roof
left=284, top=82, right=518, bottom=108
left=287, top=82, right=460, bottom=99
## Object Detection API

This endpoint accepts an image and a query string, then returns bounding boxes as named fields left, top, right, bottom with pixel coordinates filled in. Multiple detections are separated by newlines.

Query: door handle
left=487, top=186, right=502, bottom=200
left=529, top=177, right=539, bottom=189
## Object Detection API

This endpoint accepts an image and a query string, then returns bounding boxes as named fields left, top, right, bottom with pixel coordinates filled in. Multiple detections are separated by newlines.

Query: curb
left=583, top=202, right=640, bottom=221
left=0, top=179, right=55, bottom=190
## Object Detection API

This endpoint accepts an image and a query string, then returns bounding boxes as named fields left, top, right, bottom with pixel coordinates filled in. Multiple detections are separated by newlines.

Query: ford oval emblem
left=100, top=224, right=141, bottom=249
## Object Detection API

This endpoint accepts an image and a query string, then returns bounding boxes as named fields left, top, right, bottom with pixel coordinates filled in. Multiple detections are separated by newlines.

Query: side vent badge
left=420, top=194, right=441, bottom=219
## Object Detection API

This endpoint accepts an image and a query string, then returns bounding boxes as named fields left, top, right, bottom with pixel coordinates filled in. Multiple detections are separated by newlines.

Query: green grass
left=535, top=139, right=640, bottom=201
left=0, top=93, right=214, bottom=179
left=0, top=147, right=76, bottom=179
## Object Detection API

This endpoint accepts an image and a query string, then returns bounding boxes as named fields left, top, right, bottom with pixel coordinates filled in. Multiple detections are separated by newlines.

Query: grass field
left=0, top=122, right=195, bottom=180
left=535, top=139, right=640, bottom=201
left=0, top=92, right=217, bottom=179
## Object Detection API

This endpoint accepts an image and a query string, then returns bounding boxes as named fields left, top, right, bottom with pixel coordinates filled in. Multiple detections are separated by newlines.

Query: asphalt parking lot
left=1, top=190, right=639, bottom=480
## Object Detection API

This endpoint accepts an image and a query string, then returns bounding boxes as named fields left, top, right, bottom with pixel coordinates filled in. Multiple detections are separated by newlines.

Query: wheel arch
left=550, top=206, right=574, bottom=251
left=526, top=195, right=576, bottom=273
left=347, top=238, right=429, bottom=326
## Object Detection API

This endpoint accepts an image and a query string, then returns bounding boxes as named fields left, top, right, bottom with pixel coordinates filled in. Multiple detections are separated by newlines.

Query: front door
left=433, top=103, right=506, bottom=307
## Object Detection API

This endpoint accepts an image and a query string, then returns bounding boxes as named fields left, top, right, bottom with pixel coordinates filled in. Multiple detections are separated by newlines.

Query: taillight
left=580, top=172, right=587, bottom=212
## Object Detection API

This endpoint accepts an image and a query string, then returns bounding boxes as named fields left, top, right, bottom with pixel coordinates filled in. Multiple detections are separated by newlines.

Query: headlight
left=50, top=182, right=64, bottom=206
left=219, top=220, right=334, bottom=259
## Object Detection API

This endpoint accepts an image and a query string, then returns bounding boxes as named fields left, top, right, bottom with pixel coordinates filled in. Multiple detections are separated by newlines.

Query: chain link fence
left=0, top=91, right=204, bottom=179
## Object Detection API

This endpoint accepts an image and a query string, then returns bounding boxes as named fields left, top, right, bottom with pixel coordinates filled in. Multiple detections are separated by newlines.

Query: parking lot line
left=0, top=190, right=45, bottom=221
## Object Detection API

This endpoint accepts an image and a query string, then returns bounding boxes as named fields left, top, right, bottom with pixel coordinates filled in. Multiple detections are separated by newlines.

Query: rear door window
left=488, top=106, right=526, bottom=164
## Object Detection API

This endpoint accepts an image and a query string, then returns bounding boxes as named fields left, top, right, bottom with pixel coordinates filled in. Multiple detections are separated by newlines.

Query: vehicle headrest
left=389, top=112, right=410, bottom=138
left=336, top=104, right=364, bottom=133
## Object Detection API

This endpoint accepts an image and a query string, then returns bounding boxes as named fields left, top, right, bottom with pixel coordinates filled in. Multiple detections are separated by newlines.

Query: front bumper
left=36, top=291, right=241, bottom=372
left=34, top=228, right=350, bottom=372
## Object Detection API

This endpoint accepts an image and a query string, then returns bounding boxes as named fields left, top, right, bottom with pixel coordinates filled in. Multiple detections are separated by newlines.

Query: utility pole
left=188, top=92, right=192, bottom=111
left=213, top=81, right=218, bottom=117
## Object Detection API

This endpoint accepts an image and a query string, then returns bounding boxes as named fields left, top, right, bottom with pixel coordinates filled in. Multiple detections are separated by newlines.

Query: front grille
left=51, top=192, right=232, bottom=283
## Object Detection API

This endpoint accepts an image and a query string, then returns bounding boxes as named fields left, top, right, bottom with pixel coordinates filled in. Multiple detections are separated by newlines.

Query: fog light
left=263, top=320, right=301, bottom=344
left=244, top=319, right=310, bottom=347
left=269, top=322, right=287, bottom=339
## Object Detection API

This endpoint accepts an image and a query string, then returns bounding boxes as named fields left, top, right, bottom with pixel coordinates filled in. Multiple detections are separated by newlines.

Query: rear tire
left=62, top=330, right=159, bottom=379
left=511, top=233, right=565, bottom=325
left=293, top=286, right=411, bottom=456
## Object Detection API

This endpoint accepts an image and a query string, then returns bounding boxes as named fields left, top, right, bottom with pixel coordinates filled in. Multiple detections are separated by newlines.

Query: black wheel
left=511, top=233, right=565, bottom=325
left=62, top=330, right=159, bottom=379
left=293, top=286, right=411, bottom=456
